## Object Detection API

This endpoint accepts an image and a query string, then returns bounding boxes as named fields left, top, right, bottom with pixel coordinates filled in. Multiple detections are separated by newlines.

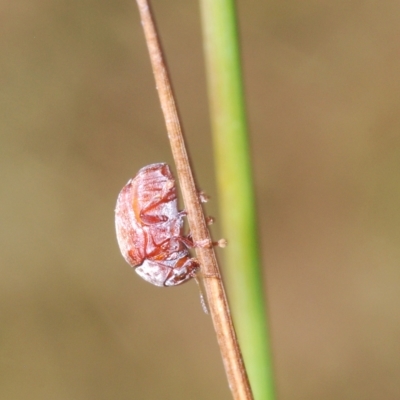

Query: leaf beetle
left=115, top=163, right=199, bottom=287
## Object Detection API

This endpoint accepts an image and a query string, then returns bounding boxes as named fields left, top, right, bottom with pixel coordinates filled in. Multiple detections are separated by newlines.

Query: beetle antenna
left=194, top=276, right=209, bottom=314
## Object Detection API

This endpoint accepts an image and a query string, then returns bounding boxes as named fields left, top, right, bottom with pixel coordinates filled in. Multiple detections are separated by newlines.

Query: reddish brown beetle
left=115, top=163, right=199, bottom=286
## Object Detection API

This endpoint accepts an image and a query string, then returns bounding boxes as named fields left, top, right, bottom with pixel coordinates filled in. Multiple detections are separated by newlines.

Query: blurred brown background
left=1, top=1, right=400, bottom=399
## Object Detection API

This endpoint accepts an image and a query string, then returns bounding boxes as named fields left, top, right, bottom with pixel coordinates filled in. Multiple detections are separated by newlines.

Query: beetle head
left=164, top=257, right=200, bottom=287
left=135, top=256, right=199, bottom=287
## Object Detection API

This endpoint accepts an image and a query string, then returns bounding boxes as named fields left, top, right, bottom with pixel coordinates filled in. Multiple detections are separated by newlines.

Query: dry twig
left=135, top=1, right=253, bottom=399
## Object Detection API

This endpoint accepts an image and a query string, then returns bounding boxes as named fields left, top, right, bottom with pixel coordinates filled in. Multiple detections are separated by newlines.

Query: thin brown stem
left=135, top=1, right=253, bottom=399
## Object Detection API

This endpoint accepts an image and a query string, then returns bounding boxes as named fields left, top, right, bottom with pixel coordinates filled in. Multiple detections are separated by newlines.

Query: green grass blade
left=199, top=1, right=276, bottom=399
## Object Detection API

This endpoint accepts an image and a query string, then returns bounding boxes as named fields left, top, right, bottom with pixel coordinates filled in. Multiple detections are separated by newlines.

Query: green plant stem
left=199, top=1, right=276, bottom=399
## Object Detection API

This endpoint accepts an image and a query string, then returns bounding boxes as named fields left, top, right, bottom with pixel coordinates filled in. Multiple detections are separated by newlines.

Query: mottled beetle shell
left=115, top=163, right=199, bottom=287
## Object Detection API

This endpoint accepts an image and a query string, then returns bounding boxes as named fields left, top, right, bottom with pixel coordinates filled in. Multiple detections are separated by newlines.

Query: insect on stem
left=115, top=163, right=201, bottom=287
left=134, top=1, right=253, bottom=399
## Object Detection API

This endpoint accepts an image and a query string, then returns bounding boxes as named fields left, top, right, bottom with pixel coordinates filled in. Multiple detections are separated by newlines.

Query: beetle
left=115, top=163, right=200, bottom=287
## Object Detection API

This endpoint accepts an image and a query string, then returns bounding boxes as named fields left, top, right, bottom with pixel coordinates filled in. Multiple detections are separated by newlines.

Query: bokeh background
left=1, top=1, right=400, bottom=399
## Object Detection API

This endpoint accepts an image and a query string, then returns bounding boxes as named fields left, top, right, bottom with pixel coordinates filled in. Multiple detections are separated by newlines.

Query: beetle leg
left=213, top=238, right=227, bottom=248
left=139, top=198, right=170, bottom=223
left=145, top=237, right=174, bottom=260
left=178, top=233, right=194, bottom=248
left=139, top=178, right=176, bottom=224
left=198, top=191, right=210, bottom=203
left=140, top=212, right=168, bottom=225
left=205, top=216, right=214, bottom=225
left=194, top=238, right=213, bottom=248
